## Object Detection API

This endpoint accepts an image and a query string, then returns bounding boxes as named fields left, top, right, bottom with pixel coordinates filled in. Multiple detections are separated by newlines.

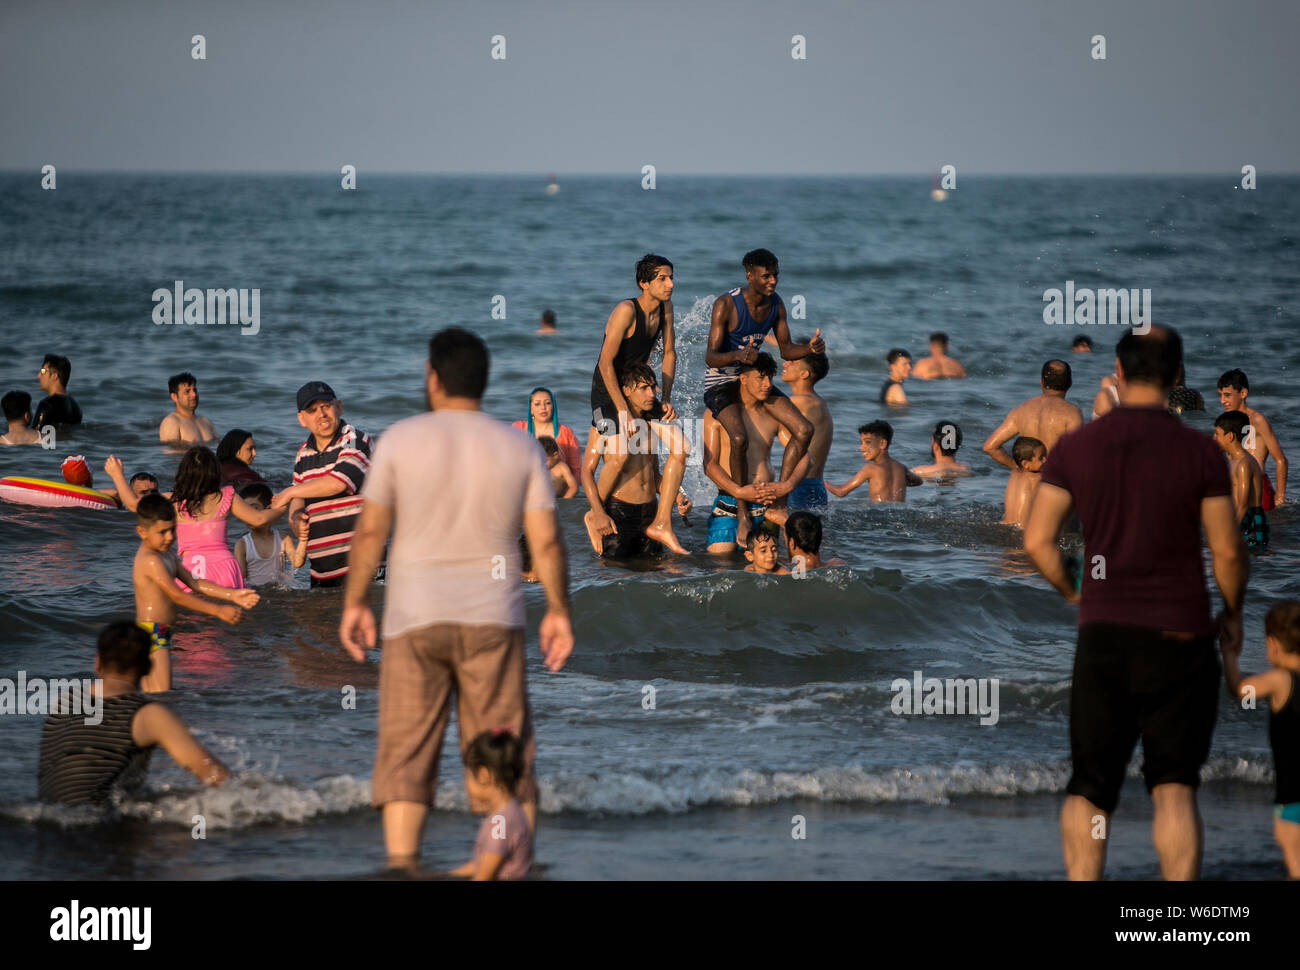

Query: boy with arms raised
left=827, top=421, right=922, bottom=503
left=132, top=493, right=259, bottom=691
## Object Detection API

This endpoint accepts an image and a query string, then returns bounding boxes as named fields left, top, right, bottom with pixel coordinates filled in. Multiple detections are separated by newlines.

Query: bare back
left=782, top=391, right=832, bottom=478
left=134, top=546, right=179, bottom=626
left=1010, top=395, right=1083, bottom=452
left=871, top=456, right=912, bottom=502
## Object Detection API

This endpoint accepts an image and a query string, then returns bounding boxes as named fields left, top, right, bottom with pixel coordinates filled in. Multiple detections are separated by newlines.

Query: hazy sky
left=2, top=0, right=1296, bottom=174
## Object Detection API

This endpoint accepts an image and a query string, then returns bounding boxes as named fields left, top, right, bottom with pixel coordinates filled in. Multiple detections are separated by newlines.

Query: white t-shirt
left=362, top=409, right=556, bottom=637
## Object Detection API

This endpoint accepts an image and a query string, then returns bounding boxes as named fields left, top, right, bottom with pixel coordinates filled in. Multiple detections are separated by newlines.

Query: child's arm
left=556, top=464, right=578, bottom=499
left=1219, top=637, right=1289, bottom=706
left=1230, top=462, right=1250, bottom=521
left=103, top=456, right=141, bottom=511
left=131, top=703, right=229, bottom=786
left=287, top=515, right=309, bottom=569
left=905, top=469, right=923, bottom=487
left=232, top=493, right=286, bottom=528
left=169, top=562, right=258, bottom=619
left=826, top=464, right=872, bottom=498
left=234, top=535, right=249, bottom=579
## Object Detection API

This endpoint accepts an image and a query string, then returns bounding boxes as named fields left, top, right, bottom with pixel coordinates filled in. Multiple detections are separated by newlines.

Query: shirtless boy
left=159, top=372, right=217, bottom=446
left=911, top=420, right=973, bottom=480
left=911, top=332, right=967, bottom=379
left=744, top=527, right=789, bottom=575
left=784, top=511, right=845, bottom=571
left=590, top=254, right=688, bottom=553
left=0, top=391, right=41, bottom=445
left=132, top=493, right=258, bottom=691
left=827, top=421, right=922, bottom=502
left=779, top=350, right=832, bottom=511
left=1001, top=436, right=1046, bottom=528
left=880, top=349, right=912, bottom=406
left=583, top=365, right=689, bottom=559
left=1214, top=410, right=1269, bottom=550
left=1217, top=369, right=1287, bottom=508
left=702, top=354, right=803, bottom=552
left=983, top=360, right=1083, bottom=469
left=538, top=436, right=578, bottom=498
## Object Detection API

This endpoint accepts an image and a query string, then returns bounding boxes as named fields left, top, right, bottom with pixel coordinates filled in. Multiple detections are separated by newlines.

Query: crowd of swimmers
left=7, top=247, right=1296, bottom=878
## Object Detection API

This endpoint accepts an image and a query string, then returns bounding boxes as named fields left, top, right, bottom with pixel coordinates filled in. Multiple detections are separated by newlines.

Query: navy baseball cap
left=296, top=381, right=337, bottom=411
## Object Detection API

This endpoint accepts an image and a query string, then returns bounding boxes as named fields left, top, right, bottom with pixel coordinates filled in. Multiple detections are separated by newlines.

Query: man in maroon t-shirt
left=1025, top=325, right=1248, bottom=880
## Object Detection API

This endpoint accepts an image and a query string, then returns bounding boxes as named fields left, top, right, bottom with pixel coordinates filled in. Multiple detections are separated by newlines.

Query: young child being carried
left=449, top=729, right=534, bottom=881
left=1001, top=436, right=1045, bottom=528
left=826, top=420, right=922, bottom=502
left=132, top=493, right=259, bottom=692
left=1220, top=600, right=1300, bottom=877
left=234, top=482, right=310, bottom=586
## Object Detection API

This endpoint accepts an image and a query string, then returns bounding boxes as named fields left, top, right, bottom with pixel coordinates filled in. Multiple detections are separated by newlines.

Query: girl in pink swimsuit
left=172, top=446, right=285, bottom=591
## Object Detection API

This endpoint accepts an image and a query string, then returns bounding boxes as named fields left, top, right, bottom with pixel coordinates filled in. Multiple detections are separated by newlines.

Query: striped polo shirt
left=38, top=690, right=153, bottom=806
left=292, top=422, right=373, bottom=585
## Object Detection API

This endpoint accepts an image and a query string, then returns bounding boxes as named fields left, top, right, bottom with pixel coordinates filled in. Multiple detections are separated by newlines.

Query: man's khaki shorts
left=371, top=622, right=536, bottom=808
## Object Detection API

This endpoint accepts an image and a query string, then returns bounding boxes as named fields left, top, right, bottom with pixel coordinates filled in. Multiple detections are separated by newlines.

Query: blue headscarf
left=525, top=387, right=558, bottom=437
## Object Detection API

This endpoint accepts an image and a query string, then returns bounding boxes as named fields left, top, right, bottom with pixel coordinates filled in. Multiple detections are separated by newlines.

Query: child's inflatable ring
left=0, top=476, right=116, bottom=510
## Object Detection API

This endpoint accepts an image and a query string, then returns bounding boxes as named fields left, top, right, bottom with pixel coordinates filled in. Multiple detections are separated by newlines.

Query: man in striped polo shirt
left=272, top=381, right=374, bottom=588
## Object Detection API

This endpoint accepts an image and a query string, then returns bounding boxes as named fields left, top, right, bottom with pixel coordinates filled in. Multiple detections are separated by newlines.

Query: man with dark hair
left=536, top=309, right=558, bottom=335
left=880, top=349, right=913, bottom=404
left=1, top=390, right=41, bottom=445
left=38, top=622, right=229, bottom=805
left=779, top=347, right=832, bottom=511
left=159, top=372, right=217, bottom=445
left=589, top=253, right=689, bottom=554
left=1072, top=336, right=1094, bottom=354
left=911, top=420, right=972, bottom=479
left=784, top=511, right=845, bottom=570
left=271, top=380, right=374, bottom=588
left=1024, top=325, right=1248, bottom=880
left=31, top=354, right=81, bottom=431
left=1217, top=369, right=1287, bottom=508
left=340, top=325, right=573, bottom=871
left=706, top=249, right=822, bottom=535
left=912, top=332, right=967, bottom=379
left=982, top=359, right=1083, bottom=470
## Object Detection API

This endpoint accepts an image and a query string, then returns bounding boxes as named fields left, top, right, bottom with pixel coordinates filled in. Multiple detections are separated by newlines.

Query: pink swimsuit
left=175, top=486, right=244, bottom=591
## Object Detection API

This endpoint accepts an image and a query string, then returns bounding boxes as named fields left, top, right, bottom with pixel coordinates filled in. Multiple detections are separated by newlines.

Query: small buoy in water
left=930, top=188, right=948, bottom=202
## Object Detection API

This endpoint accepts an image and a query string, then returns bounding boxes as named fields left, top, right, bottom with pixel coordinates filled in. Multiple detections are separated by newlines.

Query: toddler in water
left=1001, top=436, right=1045, bottom=528
left=234, top=483, right=309, bottom=587
left=450, top=729, right=534, bottom=880
left=1220, top=601, right=1300, bottom=877
left=537, top=436, right=578, bottom=498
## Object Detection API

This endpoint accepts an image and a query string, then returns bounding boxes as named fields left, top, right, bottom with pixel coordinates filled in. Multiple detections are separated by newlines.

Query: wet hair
left=541, top=309, right=556, bottom=326
left=929, top=332, right=949, bottom=349
left=1265, top=601, right=1300, bottom=655
left=428, top=327, right=489, bottom=399
left=1012, top=436, right=1046, bottom=467
left=792, top=342, right=829, bottom=383
left=171, top=446, right=223, bottom=517
left=739, top=351, right=777, bottom=379
left=42, top=354, right=71, bottom=387
left=858, top=420, right=893, bottom=446
left=129, top=471, right=159, bottom=489
left=463, top=728, right=525, bottom=795
left=1115, top=326, right=1181, bottom=390
left=97, top=621, right=152, bottom=679
left=886, top=349, right=912, bottom=366
left=1040, top=359, right=1072, bottom=392
left=784, top=511, right=823, bottom=554
left=620, top=362, right=658, bottom=389
left=1214, top=410, right=1250, bottom=443
left=1216, top=368, right=1249, bottom=393
left=742, top=248, right=778, bottom=273
left=167, top=371, right=197, bottom=396
left=1072, top=336, right=1094, bottom=350
left=635, top=253, right=673, bottom=285
left=746, top=522, right=780, bottom=551
left=2, top=390, right=31, bottom=422
left=239, top=481, right=274, bottom=507
left=537, top=436, right=560, bottom=459
left=136, top=492, right=176, bottom=525
left=216, top=428, right=253, bottom=465
left=932, top=421, right=963, bottom=457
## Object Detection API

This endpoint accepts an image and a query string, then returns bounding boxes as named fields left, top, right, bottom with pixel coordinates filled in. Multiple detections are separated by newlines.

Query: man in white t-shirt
left=339, top=327, right=574, bottom=872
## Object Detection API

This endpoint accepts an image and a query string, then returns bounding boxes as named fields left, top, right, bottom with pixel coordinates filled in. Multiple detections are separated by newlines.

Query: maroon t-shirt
left=1040, top=407, right=1230, bottom=636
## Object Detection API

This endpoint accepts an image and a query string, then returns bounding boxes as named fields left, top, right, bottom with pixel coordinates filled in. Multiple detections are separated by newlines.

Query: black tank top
left=38, top=691, right=153, bottom=805
left=879, top=379, right=899, bottom=403
left=591, top=299, right=662, bottom=407
left=1270, top=671, right=1300, bottom=804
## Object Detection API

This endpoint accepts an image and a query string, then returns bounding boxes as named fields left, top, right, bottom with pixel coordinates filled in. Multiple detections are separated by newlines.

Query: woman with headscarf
left=216, top=428, right=265, bottom=486
left=511, top=387, right=581, bottom=477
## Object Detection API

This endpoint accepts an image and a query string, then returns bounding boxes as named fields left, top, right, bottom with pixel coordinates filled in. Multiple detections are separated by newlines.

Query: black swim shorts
left=600, top=498, right=659, bottom=560
left=702, top=380, right=786, bottom=418
left=1066, top=622, right=1220, bottom=815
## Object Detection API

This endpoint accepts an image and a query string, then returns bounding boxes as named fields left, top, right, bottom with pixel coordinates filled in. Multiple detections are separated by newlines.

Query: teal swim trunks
left=1274, top=803, right=1300, bottom=825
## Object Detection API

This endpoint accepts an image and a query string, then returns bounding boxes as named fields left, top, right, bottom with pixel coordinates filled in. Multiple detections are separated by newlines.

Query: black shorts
left=702, top=381, right=785, bottom=418
left=601, top=498, right=659, bottom=560
left=1066, top=622, right=1220, bottom=815
left=591, top=397, right=665, bottom=432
